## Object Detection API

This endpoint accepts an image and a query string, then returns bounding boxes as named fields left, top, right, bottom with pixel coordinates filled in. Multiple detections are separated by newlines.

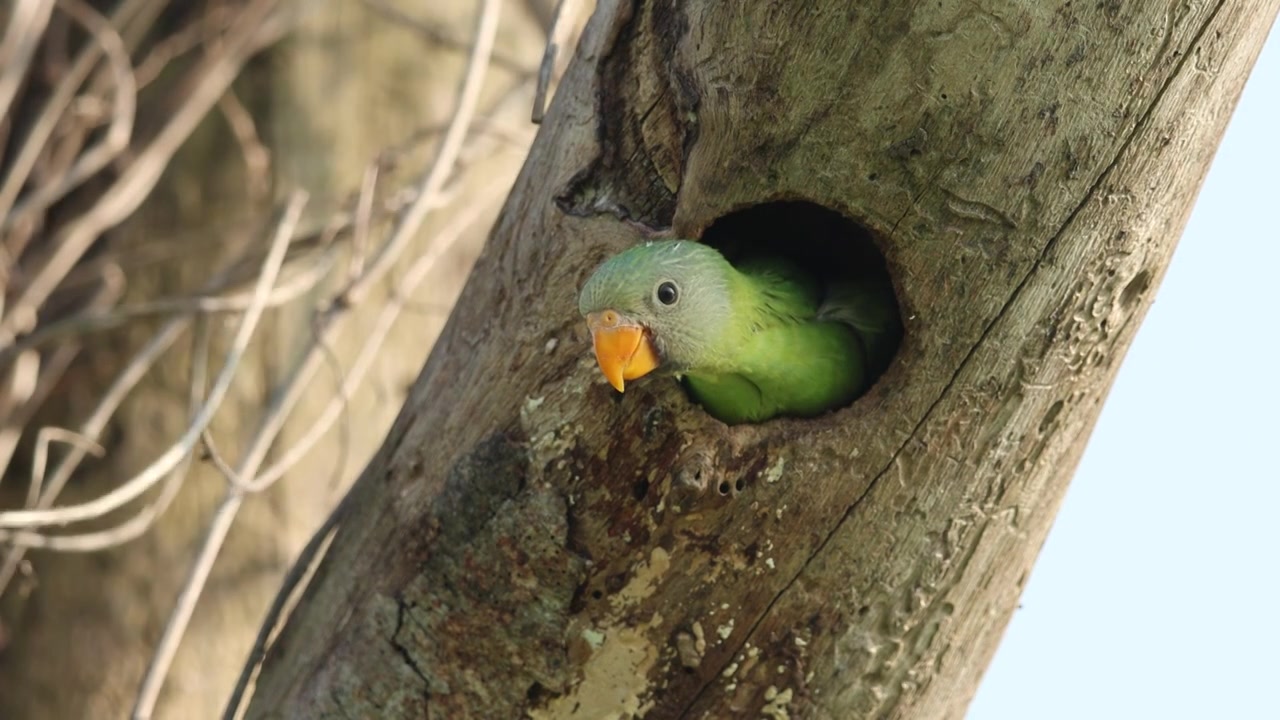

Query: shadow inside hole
left=700, top=200, right=903, bottom=400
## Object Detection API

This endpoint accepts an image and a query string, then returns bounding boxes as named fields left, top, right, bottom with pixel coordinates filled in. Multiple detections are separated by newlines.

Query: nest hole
left=631, top=478, right=650, bottom=501
left=699, top=200, right=903, bottom=411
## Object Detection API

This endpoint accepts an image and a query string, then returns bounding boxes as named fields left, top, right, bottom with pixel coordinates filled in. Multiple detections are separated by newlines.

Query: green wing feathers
left=817, top=275, right=901, bottom=379
left=682, top=258, right=899, bottom=424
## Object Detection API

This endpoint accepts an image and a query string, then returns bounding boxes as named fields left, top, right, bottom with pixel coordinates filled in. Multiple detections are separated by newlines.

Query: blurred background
left=0, top=1, right=584, bottom=716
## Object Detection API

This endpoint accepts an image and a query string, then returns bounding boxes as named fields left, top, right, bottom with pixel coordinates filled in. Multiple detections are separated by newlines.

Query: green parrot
left=577, top=239, right=899, bottom=424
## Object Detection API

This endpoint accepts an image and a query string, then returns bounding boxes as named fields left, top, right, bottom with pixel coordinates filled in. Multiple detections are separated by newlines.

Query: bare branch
left=0, top=313, right=185, bottom=595
left=0, top=1, right=558, bottom=713
left=0, top=267, right=122, bottom=480
left=26, top=427, right=105, bottom=508
left=4, top=249, right=333, bottom=358
left=0, top=0, right=137, bottom=231
left=532, top=0, right=584, bottom=123
left=251, top=185, right=508, bottom=491
left=0, top=191, right=306, bottom=531
left=347, top=165, right=378, bottom=284
left=200, top=428, right=245, bottom=490
left=0, top=0, right=288, bottom=345
left=341, top=0, right=502, bottom=305
left=131, top=6, right=239, bottom=88
left=361, top=0, right=529, bottom=74
left=0, top=0, right=56, bottom=123
left=134, top=3, right=508, bottom=708
left=0, top=320, right=212, bottom=553
left=217, top=89, right=272, bottom=202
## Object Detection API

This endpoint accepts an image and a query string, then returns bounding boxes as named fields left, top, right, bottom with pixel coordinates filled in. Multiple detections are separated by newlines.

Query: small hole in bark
left=643, top=407, right=664, bottom=440
left=717, top=481, right=731, bottom=495
left=606, top=573, right=628, bottom=593
left=675, top=463, right=709, bottom=491
left=632, top=478, right=650, bottom=500
left=591, top=589, right=603, bottom=600
left=734, top=477, right=745, bottom=492
left=1121, top=269, right=1152, bottom=308
left=699, top=201, right=904, bottom=420
left=1039, top=400, right=1064, bottom=434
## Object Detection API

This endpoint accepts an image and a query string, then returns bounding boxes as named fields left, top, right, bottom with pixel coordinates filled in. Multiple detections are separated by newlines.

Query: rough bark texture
left=0, top=2, right=552, bottom=718
left=244, top=1, right=1276, bottom=718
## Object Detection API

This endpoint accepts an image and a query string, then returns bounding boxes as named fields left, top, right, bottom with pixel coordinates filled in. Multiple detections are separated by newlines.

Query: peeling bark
left=242, top=1, right=1278, bottom=718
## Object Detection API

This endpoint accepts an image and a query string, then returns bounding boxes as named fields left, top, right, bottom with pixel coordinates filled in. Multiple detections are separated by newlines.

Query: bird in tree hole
left=577, top=239, right=899, bottom=424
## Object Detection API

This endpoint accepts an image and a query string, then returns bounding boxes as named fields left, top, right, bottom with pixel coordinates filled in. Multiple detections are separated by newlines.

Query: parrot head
left=578, top=240, right=734, bottom=392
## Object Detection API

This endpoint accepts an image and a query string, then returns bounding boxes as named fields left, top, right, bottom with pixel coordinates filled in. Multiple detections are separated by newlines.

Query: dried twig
left=254, top=184, right=508, bottom=490
left=220, top=173, right=510, bottom=720
left=0, top=321, right=212, bottom=553
left=0, top=315, right=185, bottom=594
left=347, top=165, right=378, bottom=283
left=360, top=0, right=529, bottom=73
left=0, top=0, right=287, bottom=345
left=3, top=253, right=333, bottom=359
left=223, top=501, right=342, bottom=720
left=0, top=192, right=305, bottom=532
left=341, top=0, right=502, bottom=305
left=0, top=0, right=576, bottom=713
left=532, top=0, right=583, bottom=123
left=0, top=350, right=43, bottom=481
left=132, top=6, right=239, bottom=88
left=0, top=0, right=56, bottom=123
left=217, top=89, right=273, bottom=202
left=26, top=428, right=105, bottom=509
left=0, top=0, right=137, bottom=231
left=133, top=2, right=506, bottom=713
left=0, top=269, right=123, bottom=479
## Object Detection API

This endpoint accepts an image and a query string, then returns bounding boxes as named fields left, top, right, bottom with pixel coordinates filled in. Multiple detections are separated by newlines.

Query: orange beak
left=586, top=310, right=660, bottom=392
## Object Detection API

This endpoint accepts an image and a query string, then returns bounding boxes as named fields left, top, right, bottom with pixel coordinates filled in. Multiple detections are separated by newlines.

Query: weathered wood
left=243, top=1, right=1277, bottom=717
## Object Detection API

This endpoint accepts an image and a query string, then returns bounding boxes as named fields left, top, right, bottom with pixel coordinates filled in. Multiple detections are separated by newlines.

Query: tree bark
left=242, top=1, right=1277, bottom=718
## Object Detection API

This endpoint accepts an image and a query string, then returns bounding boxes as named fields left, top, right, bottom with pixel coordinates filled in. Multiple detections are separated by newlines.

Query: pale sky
left=970, top=24, right=1279, bottom=720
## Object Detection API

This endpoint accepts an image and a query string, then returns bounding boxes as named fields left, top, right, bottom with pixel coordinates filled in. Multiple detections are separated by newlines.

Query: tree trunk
left=241, top=1, right=1276, bottom=718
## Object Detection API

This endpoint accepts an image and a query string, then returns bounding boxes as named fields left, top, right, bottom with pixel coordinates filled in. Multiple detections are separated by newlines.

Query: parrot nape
left=577, top=239, right=899, bottom=424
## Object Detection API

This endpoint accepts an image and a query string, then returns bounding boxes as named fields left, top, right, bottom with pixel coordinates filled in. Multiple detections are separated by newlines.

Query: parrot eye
left=656, top=280, right=679, bottom=306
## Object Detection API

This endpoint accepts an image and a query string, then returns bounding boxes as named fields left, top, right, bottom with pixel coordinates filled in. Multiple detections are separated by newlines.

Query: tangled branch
left=0, top=0, right=589, bottom=715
